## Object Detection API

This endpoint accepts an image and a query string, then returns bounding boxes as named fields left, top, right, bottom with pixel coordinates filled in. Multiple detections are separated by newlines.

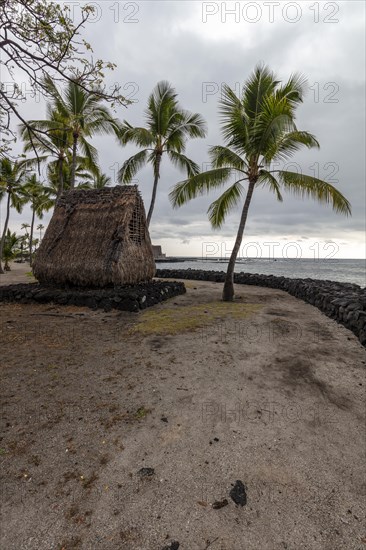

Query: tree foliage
left=0, top=0, right=128, bottom=156
left=118, top=80, right=206, bottom=226
left=171, top=64, right=351, bottom=301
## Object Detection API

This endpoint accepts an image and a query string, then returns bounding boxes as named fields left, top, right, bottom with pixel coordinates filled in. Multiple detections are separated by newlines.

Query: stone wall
left=0, top=280, right=186, bottom=312
left=156, top=269, right=366, bottom=347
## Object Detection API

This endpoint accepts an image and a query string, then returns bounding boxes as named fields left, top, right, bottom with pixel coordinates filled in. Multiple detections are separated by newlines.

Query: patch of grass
left=130, top=302, right=262, bottom=336
left=134, top=406, right=150, bottom=419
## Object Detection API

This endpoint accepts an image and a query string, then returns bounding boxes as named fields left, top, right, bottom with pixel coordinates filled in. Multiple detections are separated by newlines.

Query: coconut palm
left=0, top=158, right=26, bottom=274
left=19, top=107, right=71, bottom=198
left=171, top=64, right=351, bottom=301
left=21, top=222, right=30, bottom=235
left=37, top=223, right=45, bottom=241
left=76, top=168, right=112, bottom=190
left=18, top=233, right=28, bottom=263
left=2, top=230, right=20, bottom=271
left=87, top=172, right=111, bottom=189
left=20, top=175, right=53, bottom=266
left=42, top=75, right=122, bottom=189
left=45, top=152, right=98, bottom=196
left=118, top=80, right=207, bottom=227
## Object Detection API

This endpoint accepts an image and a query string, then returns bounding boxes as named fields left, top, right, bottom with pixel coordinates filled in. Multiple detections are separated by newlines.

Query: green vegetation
left=2, top=229, right=21, bottom=271
left=0, top=0, right=128, bottom=156
left=170, top=64, right=351, bottom=301
left=130, top=302, right=262, bottom=336
left=118, top=80, right=206, bottom=226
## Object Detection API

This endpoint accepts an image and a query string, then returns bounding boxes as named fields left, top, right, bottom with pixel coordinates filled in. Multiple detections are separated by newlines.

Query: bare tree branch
left=0, top=0, right=129, bottom=157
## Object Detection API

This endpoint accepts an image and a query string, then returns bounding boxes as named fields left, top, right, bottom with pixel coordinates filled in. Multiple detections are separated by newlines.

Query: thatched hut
left=33, top=186, right=156, bottom=287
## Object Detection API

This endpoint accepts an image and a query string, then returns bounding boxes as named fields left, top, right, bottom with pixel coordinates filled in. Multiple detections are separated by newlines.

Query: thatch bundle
left=33, top=186, right=156, bottom=287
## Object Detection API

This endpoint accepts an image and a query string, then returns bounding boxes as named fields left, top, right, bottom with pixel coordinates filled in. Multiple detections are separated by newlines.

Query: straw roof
left=33, top=186, right=156, bottom=287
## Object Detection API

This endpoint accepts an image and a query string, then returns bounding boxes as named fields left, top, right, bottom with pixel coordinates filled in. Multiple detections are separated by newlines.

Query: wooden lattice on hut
left=33, top=186, right=156, bottom=287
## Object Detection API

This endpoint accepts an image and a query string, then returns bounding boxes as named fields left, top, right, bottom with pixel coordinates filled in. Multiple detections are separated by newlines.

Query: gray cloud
left=1, top=0, right=365, bottom=258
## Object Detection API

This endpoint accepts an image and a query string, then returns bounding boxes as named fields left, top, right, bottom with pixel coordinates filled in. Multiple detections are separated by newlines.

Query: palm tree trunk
left=29, top=207, right=36, bottom=268
left=146, top=153, right=162, bottom=227
left=0, top=190, right=11, bottom=275
left=70, top=133, right=78, bottom=189
left=222, top=179, right=256, bottom=302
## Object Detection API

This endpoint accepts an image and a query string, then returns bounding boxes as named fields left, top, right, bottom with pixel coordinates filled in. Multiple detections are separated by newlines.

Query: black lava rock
left=137, top=467, right=155, bottom=478
left=161, top=542, right=180, bottom=550
left=0, top=281, right=186, bottom=312
left=229, top=480, right=247, bottom=506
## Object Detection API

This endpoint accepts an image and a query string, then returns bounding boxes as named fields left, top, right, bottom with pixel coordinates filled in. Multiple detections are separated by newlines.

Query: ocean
left=156, top=258, right=366, bottom=288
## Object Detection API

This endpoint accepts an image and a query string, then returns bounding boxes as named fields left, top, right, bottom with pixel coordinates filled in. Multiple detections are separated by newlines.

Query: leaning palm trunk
left=146, top=153, right=162, bottom=227
left=29, top=207, right=36, bottom=267
left=0, top=190, right=11, bottom=274
left=70, top=133, right=78, bottom=189
left=223, top=179, right=256, bottom=301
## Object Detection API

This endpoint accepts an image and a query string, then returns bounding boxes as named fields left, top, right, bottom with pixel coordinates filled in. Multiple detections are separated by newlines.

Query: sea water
left=156, top=258, right=366, bottom=288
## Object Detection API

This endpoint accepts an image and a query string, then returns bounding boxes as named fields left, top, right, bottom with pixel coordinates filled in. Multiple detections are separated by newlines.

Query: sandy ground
left=0, top=265, right=365, bottom=550
left=0, top=262, right=37, bottom=286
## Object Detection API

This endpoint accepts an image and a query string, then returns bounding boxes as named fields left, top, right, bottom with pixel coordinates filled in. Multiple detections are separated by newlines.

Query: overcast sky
left=2, top=0, right=365, bottom=258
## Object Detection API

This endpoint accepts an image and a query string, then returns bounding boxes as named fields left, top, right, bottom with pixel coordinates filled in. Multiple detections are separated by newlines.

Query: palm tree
left=77, top=168, right=111, bottom=190
left=20, top=175, right=53, bottom=266
left=42, top=75, right=122, bottom=189
left=2, top=229, right=20, bottom=271
left=45, top=153, right=96, bottom=196
left=118, top=80, right=207, bottom=227
left=18, top=233, right=28, bottom=263
left=21, top=223, right=30, bottom=235
left=37, top=223, right=45, bottom=241
left=171, top=65, right=351, bottom=301
left=0, top=159, right=26, bottom=274
left=20, top=107, right=71, bottom=198
left=88, top=172, right=111, bottom=189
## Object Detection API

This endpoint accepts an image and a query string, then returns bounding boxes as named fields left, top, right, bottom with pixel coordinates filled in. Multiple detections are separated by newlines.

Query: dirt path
left=0, top=279, right=365, bottom=550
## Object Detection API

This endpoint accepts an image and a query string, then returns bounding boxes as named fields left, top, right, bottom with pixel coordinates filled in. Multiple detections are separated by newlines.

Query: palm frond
left=264, top=130, right=319, bottom=163
left=258, top=170, right=283, bottom=201
left=169, top=168, right=233, bottom=207
left=117, top=149, right=149, bottom=183
left=209, top=145, right=248, bottom=172
left=277, top=171, right=351, bottom=215
left=207, top=181, right=243, bottom=228
left=219, top=84, right=249, bottom=151
left=78, top=137, right=99, bottom=167
left=242, top=63, right=279, bottom=121
left=167, top=151, right=200, bottom=177
left=119, top=122, right=154, bottom=147
left=146, top=80, right=178, bottom=136
left=275, top=72, right=307, bottom=108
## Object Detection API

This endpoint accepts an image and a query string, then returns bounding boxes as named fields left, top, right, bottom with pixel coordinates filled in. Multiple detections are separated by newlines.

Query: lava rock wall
left=0, top=281, right=186, bottom=312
